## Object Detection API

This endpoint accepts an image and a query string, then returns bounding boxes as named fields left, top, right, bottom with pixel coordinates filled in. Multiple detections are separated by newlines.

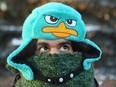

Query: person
left=6, top=2, right=102, bottom=87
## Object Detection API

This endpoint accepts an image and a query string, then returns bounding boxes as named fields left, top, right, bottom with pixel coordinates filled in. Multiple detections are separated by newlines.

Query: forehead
left=37, top=39, right=70, bottom=45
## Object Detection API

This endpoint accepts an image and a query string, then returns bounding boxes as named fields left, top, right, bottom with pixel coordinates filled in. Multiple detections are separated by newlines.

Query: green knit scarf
left=10, top=52, right=95, bottom=87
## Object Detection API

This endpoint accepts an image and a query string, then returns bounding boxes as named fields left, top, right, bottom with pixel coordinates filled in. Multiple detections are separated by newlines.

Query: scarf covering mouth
left=28, top=52, right=83, bottom=77
left=15, top=52, right=95, bottom=87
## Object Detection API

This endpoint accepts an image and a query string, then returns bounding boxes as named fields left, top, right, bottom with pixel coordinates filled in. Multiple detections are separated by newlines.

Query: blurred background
left=0, top=0, right=116, bottom=87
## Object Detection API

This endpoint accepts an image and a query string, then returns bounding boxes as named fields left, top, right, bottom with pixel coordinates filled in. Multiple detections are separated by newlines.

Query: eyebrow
left=37, top=41, right=71, bottom=47
left=58, top=41, right=71, bottom=46
left=37, top=42, right=49, bottom=46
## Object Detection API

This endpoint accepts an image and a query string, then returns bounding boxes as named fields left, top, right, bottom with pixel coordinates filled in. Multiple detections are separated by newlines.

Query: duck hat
left=7, top=2, right=102, bottom=80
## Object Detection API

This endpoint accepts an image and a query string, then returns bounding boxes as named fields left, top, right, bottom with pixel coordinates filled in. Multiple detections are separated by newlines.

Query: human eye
left=60, top=45, right=69, bottom=52
left=38, top=46, right=49, bottom=53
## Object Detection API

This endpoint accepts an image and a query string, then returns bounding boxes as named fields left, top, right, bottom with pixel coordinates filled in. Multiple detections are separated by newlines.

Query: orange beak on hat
left=42, top=22, right=78, bottom=38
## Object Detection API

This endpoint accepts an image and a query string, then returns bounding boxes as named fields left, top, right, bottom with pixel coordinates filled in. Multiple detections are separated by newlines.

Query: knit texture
left=15, top=52, right=94, bottom=87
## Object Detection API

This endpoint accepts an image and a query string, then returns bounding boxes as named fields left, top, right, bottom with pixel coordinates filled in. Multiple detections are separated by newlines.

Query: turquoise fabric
left=7, top=2, right=102, bottom=80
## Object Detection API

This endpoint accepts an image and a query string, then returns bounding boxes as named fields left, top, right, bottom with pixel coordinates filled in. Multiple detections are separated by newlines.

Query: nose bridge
left=50, top=48, right=59, bottom=54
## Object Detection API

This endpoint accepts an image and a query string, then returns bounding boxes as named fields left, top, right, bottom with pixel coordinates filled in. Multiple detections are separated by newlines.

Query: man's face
left=36, top=39, right=73, bottom=54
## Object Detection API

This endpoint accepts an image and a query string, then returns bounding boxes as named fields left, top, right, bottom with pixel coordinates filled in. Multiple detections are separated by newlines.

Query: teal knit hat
left=7, top=2, right=102, bottom=80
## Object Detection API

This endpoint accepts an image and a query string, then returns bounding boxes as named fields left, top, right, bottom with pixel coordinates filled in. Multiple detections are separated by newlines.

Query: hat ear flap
left=7, top=8, right=39, bottom=80
left=7, top=39, right=37, bottom=80
left=71, top=39, right=102, bottom=70
left=12, top=39, right=37, bottom=63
